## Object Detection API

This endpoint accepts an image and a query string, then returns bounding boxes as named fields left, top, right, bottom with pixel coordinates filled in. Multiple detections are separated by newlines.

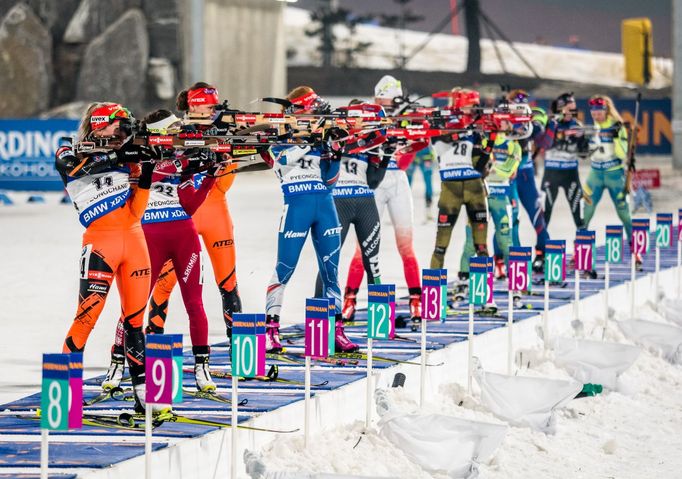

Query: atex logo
left=130, top=268, right=151, bottom=277
left=284, top=230, right=307, bottom=239
left=323, top=226, right=342, bottom=236
left=212, top=239, right=234, bottom=248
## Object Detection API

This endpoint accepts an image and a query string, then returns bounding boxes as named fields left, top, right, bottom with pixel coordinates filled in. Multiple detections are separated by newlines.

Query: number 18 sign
left=656, top=213, right=673, bottom=248
left=305, top=299, right=330, bottom=359
left=146, top=335, right=173, bottom=404
left=41, top=353, right=70, bottom=431
left=368, top=284, right=395, bottom=339
left=508, top=247, right=532, bottom=292
left=605, top=225, right=623, bottom=264
left=574, top=230, right=595, bottom=271
left=232, top=314, right=266, bottom=378
left=469, top=257, right=489, bottom=306
left=421, top=269, right=441, bottom=321
left=632, top=218, right=650, bottom=255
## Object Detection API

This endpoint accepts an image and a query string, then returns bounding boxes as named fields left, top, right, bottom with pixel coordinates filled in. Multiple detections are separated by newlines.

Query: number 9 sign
left=421, top=269, right=441, bottom=321
left=41, top=354, right=70, bottom=431
left=145, top=335, right=173, bottom=404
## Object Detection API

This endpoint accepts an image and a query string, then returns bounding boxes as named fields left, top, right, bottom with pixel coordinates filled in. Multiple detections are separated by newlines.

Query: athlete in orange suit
left=56, top=102, right=159, bottom=408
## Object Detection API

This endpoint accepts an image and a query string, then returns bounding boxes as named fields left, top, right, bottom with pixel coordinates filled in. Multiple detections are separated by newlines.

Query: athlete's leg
left=582, top=168, right=605, bottom=229
left=386, top=172, right=420, bottom=292
left=422, top=160, right=434, bottom=207
left=431, top=181, right=462, bottom=269
left=316, top=197, right=352, bottom=297
left=605, top=168, right=632, bottom=239
left=354, top=196, right=382, bottom=285
left=564, top=169, right=585, bottom=229
left=541, top=169, right=560, bottom=228
left=517, top=167, right=549, bottom=251
left=311, top=195, right=343, bottom=314
left=146, top=260, right=176, bottom=332
left=63, top=237, right=119, bottom=353
left=489, top=194, right=512, bottom=263
left=510, top=180, right=520, bottom=248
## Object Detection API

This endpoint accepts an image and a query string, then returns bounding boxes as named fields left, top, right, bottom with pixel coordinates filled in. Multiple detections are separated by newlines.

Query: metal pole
left=145, top=403, right=152, bottom=479
left=507, top=290, right=513, bottom=375
left=467, top=303, right=474, bottom=393
left=603, top=261, right=610, bottom=340
left=574, top=270, right=580, bottom=321
left=40, top=430, right=48, bottom=479
left=420, top=318, right=427, bottom=407
left=366, top=338, right=373, bottom=425
left=630, top=252, right=636, bottom=319
left=543, top=279, right=549, bottom=349
left=231, top=376, right=238, bottom=479
left=304, top=356, right=311, bottom=447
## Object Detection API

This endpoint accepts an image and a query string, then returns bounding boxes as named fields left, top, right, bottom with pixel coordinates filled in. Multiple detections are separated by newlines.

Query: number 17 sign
left=574, top=230, right=595, bottom=271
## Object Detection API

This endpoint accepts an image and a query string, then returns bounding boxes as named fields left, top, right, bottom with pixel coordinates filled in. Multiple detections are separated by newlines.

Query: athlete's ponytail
left=176, top=81, right=215, bottom=111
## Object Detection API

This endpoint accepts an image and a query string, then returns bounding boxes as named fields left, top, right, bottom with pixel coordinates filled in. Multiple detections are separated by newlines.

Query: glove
left=138, top=158, right=155, bottom=189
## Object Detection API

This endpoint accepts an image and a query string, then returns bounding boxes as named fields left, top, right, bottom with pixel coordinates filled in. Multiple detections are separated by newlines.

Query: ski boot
left=265, top=314, right=283, bottom=353
left=634, top=253, right=644, bottom=272
left=453, top=272, right=469, bottom=303
left=102, top=346, right=125, bottom=391
left=582, top=269, right=598, bottom=280
left=334, top=314, right=359, bottom=352
left=132, top=382, right=173, bottom=416
left=193, top=347, right=216, bottom=393
left=480, top=300, right=498, bottom=316
left=408, top=290, right=422, bottom=332
left=511, top=292, right=524, bottom=310
left=342, top=287, right=358, bottom=322
left=532, top=249, right=545, bottom=274
left=494, top=256, right=507, bottom=280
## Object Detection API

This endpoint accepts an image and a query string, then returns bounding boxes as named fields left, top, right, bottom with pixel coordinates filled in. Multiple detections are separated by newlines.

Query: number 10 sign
left=232, top=314, right=266, bottom=378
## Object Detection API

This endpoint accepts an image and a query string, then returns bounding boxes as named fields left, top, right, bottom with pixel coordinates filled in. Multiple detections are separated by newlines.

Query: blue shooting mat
left=178, top=369, right=365, bottom=391
left=2, top=389, right=306, bottom=414
left=0, top=441, right=166, bottom=468
left=0, top=413, right=251, bottom=438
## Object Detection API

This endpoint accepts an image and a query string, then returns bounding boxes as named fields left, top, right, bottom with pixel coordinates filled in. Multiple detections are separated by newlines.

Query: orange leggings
left=63, top=226, right=150, bottom=374
left=148, top=198, right=239, bottom=330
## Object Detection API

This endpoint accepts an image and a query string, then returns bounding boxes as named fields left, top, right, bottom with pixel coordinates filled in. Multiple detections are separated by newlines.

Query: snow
left=1, top=155, right=681, bottom=477
left=284, top=7, right=673, bottom=90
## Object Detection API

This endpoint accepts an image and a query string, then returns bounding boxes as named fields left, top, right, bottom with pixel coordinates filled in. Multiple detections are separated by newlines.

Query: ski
left=183, top=365, right=330, bottom=387
left=332, top=352, right=444, bottom=367
left=83, top=386, right=134, bottom=406
left=266, top=351, right=359, bottom=366
left=130, top=411, right=299, bottom=433
left=183, top=388, right=248, bottom=406
left=16, top=411, right=153, bottom=432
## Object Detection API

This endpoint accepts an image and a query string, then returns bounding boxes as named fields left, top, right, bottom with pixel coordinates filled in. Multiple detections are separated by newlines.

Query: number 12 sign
left=574, top=230, right=595, bottom=272
left=631, top=218, right=650, bottom=255
left=146, top=335, right=173, bottom=404
left=305, top=299, right=330, bottom=359
left=368, top=284, right=396, bottom=339
left=232, top=314, right=266, bottom=378
left=508, top=247, right=532, bottom=292
left=421, top=269, right=441, bottom=321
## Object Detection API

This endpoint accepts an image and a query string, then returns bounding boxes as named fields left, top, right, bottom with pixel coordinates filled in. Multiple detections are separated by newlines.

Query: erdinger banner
left=0, top=119, right=78, bottom=191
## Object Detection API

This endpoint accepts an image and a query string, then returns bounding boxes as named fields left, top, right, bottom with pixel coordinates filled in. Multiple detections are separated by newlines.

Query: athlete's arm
left=55, top=146, right=120, bottom=184
left=366, top=153, right=387, bottom=189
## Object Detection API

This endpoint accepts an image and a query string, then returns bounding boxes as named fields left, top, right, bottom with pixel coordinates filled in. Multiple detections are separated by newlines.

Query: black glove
left=138, top=159, right=155, bottom=189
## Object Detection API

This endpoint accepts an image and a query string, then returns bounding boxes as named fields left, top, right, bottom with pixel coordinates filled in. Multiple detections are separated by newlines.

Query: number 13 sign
left=421, top=269, right=441, bottom=321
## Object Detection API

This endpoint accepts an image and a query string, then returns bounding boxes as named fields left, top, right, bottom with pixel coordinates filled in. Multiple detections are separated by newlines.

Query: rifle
left=624, top=92, right=642, bottom=194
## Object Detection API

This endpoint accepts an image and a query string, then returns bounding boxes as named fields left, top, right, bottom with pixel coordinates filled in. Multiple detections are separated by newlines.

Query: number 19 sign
left=632, top=218, right=650, bottom=255
left=232, top=314, right=266, bottom=378
left=469, top=257, right=489, bottom=306
left=574, top=230, right=595, bottom=271
left=657, top=213, right=673, bottom=248
left=41, top=354, right=70, bottom=431
left=508, top=247, right=532, bottom=292
left=544, top=240, right=566, bottom=282
left=421, top=269, right=441, bottom=321
left=146, top=335, right=173, bottom=404
left=305, top=299, right=330, bottom=359
left=368, top=285, right=396, bottom=339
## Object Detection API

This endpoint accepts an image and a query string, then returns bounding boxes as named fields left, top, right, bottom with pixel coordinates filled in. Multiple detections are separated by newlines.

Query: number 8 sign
left=41, top=354, right=70, bottom=431
left=305, top=299, right=330, bottom=359
left=421, top=269, right=441, bottom=321
left=146, top=335, right=173, bottom=404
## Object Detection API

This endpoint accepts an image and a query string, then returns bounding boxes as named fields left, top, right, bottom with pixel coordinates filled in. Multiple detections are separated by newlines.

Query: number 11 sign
left=305, top=299, right=330, bottom=359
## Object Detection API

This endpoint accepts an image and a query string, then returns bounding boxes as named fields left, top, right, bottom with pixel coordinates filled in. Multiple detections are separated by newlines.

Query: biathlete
left=343, top=75, right=423, bottom=326
left=263, top=86, right=358, bottom=353
left=56, top=103, right=161, bottom=410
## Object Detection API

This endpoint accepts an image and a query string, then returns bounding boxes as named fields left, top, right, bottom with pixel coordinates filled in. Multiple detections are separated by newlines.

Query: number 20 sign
left=421, top=269, right=441, bottom=321
left=305, top=298, right=330, bottom=359
left=656, top=213, right=673, bottom=248
left=146, top=335, right=173, bottom=404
